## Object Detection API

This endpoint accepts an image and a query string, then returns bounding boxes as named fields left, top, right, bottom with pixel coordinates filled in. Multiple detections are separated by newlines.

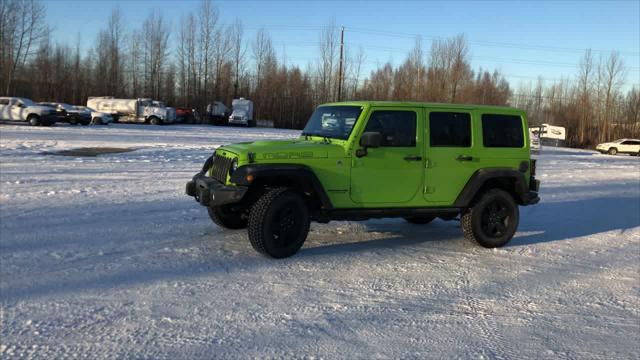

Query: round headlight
left=229, top=158, right=238, bottom=175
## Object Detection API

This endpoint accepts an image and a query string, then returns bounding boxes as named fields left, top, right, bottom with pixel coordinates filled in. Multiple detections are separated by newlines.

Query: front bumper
left=228, top=118, right=248, bottom=125
left=186, top=173, right=247, bottom=207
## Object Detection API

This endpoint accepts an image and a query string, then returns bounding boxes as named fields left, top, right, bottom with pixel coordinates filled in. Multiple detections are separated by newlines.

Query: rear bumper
left=186, top=173, right=247, bottom=207
left=522, top=176, right=540, bottom=206
left=521, top=191, right=540, bottom=206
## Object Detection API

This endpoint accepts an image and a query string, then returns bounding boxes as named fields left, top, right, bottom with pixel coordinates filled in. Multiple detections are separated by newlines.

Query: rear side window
left=482, top=114, right=524, bottom=148
left=0, top=99, right=9, bottom=105
left=364, top=110, right=417, bottom=147
left=429, top=112, right=471, bottom=147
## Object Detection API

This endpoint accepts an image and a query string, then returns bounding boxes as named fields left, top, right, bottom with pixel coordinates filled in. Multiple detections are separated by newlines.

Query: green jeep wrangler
left=186, top=101, right=540, bottom=258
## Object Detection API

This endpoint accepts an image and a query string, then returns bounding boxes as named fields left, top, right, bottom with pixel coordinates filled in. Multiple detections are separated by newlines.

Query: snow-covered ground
left=1, top=124, right=639, bottom=358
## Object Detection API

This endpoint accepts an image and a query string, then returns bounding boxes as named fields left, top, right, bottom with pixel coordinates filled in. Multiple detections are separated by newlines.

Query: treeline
left=1, top=0, right=638, bottom=146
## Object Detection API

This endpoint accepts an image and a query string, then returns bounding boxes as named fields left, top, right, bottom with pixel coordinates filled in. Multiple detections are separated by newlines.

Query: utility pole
left=337, top=26, right=345, bottom=102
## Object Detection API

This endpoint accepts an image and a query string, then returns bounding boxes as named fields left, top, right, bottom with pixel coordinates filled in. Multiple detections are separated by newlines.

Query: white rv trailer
left=86, top=97, right=176, bottom=125
left=530, top=123, right=566, bottom=147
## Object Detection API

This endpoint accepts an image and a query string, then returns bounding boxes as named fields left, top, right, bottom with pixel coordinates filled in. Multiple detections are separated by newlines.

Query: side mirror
left=360, top=131, right=382, bottom=148
left=356, top=131, right=382, bottom=157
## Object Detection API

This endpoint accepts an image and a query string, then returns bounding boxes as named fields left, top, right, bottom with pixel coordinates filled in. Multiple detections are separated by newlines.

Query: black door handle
left=456, top=155, right=473, bottom=161
left=404, top=155, right=422, bottom=161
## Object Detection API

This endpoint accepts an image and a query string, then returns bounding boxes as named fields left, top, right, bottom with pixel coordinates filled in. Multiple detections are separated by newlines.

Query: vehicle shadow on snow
left=509, top=195, right=640, bottom=246
left=301, top=220, right=464, bottom=258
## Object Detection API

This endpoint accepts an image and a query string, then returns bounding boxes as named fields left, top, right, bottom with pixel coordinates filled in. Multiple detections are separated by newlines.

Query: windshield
left=20, top=98, right=36, bottom=106
left=302, top=106, right=363, bottom=140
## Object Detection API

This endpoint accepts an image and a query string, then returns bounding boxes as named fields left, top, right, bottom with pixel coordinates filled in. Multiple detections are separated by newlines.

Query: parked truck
left=207, top=101, right=229, bottom=125
left=228, top=98, right=255, bottom=127
left=86, top=97, right=176, bottom=125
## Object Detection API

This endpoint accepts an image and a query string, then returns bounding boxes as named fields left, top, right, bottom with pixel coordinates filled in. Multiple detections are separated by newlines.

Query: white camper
left=228, top=98, right=255, bottom=127
left=86, top=97, right=176, bottom=125
left=538, top=124, right=566, bottom=147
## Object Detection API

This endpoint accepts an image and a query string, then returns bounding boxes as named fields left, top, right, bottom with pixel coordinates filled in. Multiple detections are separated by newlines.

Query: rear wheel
left=461, top=189, right=519, bottom=248
left=248, top=187, right=310, bottom=258
left=93, top=117, right=103, bottom=125
left=608, top=147, right=618, bottom=155
left=404, top=216, right=435, bottom=225
left=207, top=205, right=247, bottom=229
left=149, top=117, right=160, bottom=125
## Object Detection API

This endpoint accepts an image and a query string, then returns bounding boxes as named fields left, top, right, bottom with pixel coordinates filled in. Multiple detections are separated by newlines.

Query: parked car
left=0, top=97, right=58, bottom=126
left=596, top=139, right=640, bottom=156
left=73, top=106, right=113, bottom=125
left=39, top=102, right=92, bottom=126
left=186, top=101, right=540, bottom=258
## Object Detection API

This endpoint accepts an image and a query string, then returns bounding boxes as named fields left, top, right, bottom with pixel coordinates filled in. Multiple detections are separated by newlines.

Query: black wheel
left=461, top=189, right=519, bottom=248
left=93, top=117, right=102, bottom=125
left=248, top=187, right=310, bottom=258
left=207, top=205, right=247, bottom=229
left=27, top=115, right=40, bottom=126
left=149, top=117, right=160, bottom=125
left=404, top=216, right=435, bottom=225
left=608, top=147, right=618, bottom=155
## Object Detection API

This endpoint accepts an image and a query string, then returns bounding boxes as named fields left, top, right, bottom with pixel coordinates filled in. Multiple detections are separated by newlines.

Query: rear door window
left=482, top=114, right=524, bottom=148
left=429, top=112, right=471, bottom=147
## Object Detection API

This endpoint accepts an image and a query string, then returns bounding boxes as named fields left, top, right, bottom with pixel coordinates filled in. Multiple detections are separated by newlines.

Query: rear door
left=423, top=110, right=480, bottom=204
left=350, top=107, right=424, bottom=204
left=10, top=99, right=24, bottom=121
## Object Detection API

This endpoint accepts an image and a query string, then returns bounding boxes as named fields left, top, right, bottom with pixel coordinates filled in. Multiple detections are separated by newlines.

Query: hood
left=218, top=139, right=347, bottom=162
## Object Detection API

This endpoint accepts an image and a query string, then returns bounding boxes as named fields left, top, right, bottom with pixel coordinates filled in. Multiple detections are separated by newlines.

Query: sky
left=44, top=0, right=640, bottom=89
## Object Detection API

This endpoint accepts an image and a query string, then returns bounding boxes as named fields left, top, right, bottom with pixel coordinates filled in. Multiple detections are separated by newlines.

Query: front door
left=350, top=107, right=424, bottom=204
left=424, top=110, right=479, bottom=204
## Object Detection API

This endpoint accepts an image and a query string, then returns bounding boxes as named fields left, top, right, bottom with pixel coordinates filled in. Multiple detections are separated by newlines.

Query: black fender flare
left=230, top=164, right=333, bottom=209
left=453, top=168, right=529, bottom=207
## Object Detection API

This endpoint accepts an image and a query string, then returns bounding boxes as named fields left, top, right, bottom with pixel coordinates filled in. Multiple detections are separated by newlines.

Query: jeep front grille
left=211, top=153, right=233, bottom=183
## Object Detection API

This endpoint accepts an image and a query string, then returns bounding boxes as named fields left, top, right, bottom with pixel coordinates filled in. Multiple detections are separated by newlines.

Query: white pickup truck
left=0, top=97, right=59, bottom=126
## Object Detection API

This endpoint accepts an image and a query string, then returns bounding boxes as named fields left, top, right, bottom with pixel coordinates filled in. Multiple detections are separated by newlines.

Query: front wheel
left=248, top=188, right=310, bottom=258
left=608, top=147, right=618, bottom=155
left=461, top=189, right=519, bottom=248
left=149, top=117, right=160, bottom=125
left=207, top=205, right=247, bottom=229
left=27, top=115, right=40, bottom=126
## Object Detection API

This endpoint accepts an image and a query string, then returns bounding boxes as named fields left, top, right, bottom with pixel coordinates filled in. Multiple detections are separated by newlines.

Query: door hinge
left=424, top=159, right=430, bottom=168
left=423, top=185, right=434, bottom=194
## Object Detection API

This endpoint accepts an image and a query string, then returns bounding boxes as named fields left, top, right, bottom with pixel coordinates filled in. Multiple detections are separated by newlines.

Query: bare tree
left=142, top=11, right=170, bottom=98
left=198, top=0, right=218, bottom=104
left=317, top=21, right=338, bottom=102
left=1, top=0, right=49, bottom=95
left=229, top=18, right=245, bottom=99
